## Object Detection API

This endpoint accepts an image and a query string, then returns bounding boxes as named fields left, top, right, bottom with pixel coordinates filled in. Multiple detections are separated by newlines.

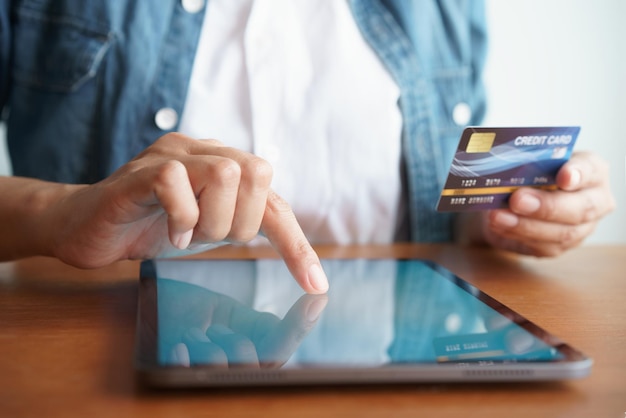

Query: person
left=0, top=0, right=615, bottom=295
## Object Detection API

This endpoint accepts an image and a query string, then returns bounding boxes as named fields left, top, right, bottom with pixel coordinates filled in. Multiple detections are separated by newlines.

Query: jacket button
left=452, top=102, right=472, bottom=126
left=155, top=108, right=178, bottom=131
left=181, top=0, right=205, bottom=14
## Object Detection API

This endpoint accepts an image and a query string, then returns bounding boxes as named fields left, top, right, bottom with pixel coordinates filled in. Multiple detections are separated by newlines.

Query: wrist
left=0, top=177, right=84, bottom=260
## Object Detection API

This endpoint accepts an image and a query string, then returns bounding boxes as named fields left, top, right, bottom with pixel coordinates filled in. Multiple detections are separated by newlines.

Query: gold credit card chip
left=466, top=132, right=496, bottom=153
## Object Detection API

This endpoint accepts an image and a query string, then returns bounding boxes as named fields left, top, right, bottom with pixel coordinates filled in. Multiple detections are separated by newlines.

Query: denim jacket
left=0, top=0, right=487, bottom=242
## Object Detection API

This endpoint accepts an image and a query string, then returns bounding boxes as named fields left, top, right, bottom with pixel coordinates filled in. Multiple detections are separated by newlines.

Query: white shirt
left=178, top=0, right=403, bottom=245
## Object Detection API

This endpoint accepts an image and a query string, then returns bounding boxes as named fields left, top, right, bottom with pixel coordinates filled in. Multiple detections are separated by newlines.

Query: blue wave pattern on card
left=451, top=145, right=566, bottom=177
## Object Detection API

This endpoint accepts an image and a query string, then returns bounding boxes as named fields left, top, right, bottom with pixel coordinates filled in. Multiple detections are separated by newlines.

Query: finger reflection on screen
left=152, top=259, right=563, bottom=370
left=157, top=276, right=327, bottom=369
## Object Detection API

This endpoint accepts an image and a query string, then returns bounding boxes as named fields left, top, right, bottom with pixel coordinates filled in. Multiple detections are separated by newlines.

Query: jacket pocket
left=12, top=7, right=112, bottom=93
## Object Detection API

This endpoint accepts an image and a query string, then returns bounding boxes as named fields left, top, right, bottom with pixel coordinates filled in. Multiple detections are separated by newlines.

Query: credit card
left=436, top=126, right=579, bottom=211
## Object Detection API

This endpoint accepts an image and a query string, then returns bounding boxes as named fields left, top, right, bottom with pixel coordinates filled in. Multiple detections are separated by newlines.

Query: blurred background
left=483, top=0, right=625, bottom=244
left=0, top=0, right=623, bottom=243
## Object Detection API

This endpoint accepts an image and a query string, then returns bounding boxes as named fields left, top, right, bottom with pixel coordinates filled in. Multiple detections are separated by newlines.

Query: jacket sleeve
left=379, top=0, right=488, bottom=125
left=468, top=0, right=488, bottom=126
left=0, top=0, right=11, bottom=116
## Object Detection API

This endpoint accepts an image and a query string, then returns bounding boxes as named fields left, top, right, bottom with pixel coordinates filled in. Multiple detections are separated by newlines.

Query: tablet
left=134, top=258, right=591, bottom=387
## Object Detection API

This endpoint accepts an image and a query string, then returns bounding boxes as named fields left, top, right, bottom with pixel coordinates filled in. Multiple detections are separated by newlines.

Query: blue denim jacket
left=0, top=0, right=487, bottom=242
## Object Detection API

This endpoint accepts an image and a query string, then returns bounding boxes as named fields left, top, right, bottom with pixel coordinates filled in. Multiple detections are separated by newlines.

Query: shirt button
left=181, top=0, right=205, bottom=14
left=452, top=102, right=472, bottom=126
left=154, top=107, right=178, bottom=131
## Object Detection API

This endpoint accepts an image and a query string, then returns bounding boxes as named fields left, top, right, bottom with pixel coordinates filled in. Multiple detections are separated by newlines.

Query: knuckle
left=578, top=195, right=601, bottom=224
left=240, top=157, right=273, bottom=187
left=556, top=227, right=580, bottom=247
left=210, top=159, right=242, bottom=188
left=538, top=195, right=558, bottom=220
left=151, top=161, right=200, bottom=226
left=154, top=160, right=186, bottom=188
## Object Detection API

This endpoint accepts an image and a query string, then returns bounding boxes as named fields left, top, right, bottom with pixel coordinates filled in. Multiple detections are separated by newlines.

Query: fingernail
left=305, top=296, right=328, bottom=322
left=174, top=229, right=193, bottom=249
left=307, top=264, right=329, bottom=294
left=516, top=194, right=540, bottom=214
left=569, top=168, right=581, bottom=189
left=493, top=211, right=519, bottom=228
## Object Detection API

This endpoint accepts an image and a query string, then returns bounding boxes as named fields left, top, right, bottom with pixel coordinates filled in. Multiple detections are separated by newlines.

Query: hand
left=155, top=278, right=328, bottom=368
left=479, top=151, right=616, bottom=256
left=39, top=133, right=329, bottom=293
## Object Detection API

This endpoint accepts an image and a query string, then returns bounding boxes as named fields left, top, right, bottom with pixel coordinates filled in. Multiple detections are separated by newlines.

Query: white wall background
left=1, top=0, right=624, bottom=243
left=483, top=0, right=625, bottom=244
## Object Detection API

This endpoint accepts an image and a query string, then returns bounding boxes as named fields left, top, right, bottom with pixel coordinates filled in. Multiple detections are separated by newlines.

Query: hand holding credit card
left=437, top=126, right=580, bottom=212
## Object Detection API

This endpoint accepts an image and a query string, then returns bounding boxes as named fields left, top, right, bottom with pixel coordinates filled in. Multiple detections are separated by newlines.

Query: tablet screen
left=135, top=258, right=591, bottom=386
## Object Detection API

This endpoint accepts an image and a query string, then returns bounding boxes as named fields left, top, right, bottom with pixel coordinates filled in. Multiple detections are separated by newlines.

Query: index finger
left=556, top=151, right=610, bottom=192
left=260, top=191, right=329, bottom=294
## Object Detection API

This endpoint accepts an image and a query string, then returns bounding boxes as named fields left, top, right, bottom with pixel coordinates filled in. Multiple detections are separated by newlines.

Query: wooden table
left=1, top=244, right=624, bottom=417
